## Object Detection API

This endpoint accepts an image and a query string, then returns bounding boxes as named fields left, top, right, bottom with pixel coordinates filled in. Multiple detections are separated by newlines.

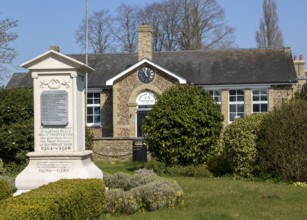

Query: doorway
left=136, top=91, right=156, bottom=137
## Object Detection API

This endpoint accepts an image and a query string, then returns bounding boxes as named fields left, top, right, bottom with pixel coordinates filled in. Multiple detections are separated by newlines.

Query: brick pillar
left=245, top=88, right=252, bottom=115
left=138, top=23, right=153, bottom=61
left=221, top=89, right=228, bottom=127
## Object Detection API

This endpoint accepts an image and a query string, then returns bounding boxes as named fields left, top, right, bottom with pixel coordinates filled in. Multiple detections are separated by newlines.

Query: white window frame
left=229, top=89, right=245, bottom=124
left=86, top=91, right=101, bottom=127
left=252, top=88, right=268, bottom=113
left=208, top=89, right=222, bottom=106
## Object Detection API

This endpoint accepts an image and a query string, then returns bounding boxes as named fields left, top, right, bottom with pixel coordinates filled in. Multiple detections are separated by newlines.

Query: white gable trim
left=106, top=58, right=187, bottom=85
left=21, top=50, right=95, bottom=73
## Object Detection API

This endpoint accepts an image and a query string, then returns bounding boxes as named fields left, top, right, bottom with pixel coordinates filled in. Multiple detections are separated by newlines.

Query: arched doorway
left=136, top=91, right=156, bottom=137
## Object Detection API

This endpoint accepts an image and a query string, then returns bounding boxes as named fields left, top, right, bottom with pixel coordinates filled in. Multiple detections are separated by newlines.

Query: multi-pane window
left=209, top=89, right=222, bottom=106
left=87, top=92, right=101, bottom=126
left=229, top=89, right=244, bottom=123
left=252, top=89, right=268, bottom=113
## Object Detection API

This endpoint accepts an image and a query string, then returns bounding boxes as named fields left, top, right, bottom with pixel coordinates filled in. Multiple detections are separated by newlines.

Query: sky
left=2, top=0, right=307, bottom=85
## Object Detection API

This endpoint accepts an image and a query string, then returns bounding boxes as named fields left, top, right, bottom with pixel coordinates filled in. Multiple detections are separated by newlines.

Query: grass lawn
left=96, top=161, right=307, bottom=220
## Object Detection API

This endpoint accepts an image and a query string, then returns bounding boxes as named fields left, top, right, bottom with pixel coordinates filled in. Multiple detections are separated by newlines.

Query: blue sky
left=2, top=0, right=307, bottom=85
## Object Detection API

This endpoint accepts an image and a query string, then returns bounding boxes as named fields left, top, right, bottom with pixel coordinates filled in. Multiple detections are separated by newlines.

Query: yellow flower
left=176, top=191, right=182, bottom=196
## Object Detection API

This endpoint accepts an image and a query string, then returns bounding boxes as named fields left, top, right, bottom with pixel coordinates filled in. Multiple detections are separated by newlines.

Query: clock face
left=138, top=67, right=155, bottom=83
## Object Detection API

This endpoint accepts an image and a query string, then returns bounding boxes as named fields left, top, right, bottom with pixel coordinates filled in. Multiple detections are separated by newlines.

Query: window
left=229, top=89, right=244, bottom=123
left=252, top=89, right=268, bottom=113
left=209, top=89, right=222, bottom=105
left=87, top=92, right=101, bottom=126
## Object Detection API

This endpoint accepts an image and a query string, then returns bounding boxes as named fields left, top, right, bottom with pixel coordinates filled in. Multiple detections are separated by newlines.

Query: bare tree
left=75, top=10, right=113, bottom=54
left=178, top=0, right=234, bottom=50
left=0, top=17, right=18, bottom=86
left=137, top=3, right=165, bottom=52
left=112, top=4, right=139, bottom=53
left=256, top=0, right=284, bottom=48
left=159, top=0, right=181, bottom=51
left=77, top=0, right=234, bottom=53
left=138, top=0, right=235, bottom=51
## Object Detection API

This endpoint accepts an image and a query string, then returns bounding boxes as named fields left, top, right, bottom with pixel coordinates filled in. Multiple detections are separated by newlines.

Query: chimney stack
left=293, top=55, right=305, bottom=78
left=49, top=46, right=60, bottom=52
left=138, top=23, right=153, bottom=61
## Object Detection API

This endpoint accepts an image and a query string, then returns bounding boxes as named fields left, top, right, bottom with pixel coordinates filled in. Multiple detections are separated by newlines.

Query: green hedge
left=257, top=100, right=307, bottom=182
left=0, top=179, right=105, bottom=220
left=0, top=89, right=33, bottom=126
left=0, top=179, right=12, bottom=201
left=0, top=119, right=34, bottom=165
left=222, top=113, right=267, bottom=178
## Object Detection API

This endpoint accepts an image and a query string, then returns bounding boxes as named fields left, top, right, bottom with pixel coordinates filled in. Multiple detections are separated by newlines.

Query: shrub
left=207, top=153, right=231, bottom=176
left=0, top=176, right=16, bottom=193
left=0, top=179, right=12, bottom=201
left=0, top=89, right=33, bottom=126
left=222, top=113, right=267, bottom=177
left=0, top=179, right=105, bottom=220
left=144, top=159, right=212, bottom=177
left=0, top=89, right=34, bottom=167
left=142, top=84, right=223, bottom=166
left=165, top=164, right=212, bottom=177
left=103, top=171, right=183, bottom=215
left=104, top=170, right=158, bottom=191
left=144, top=159, right=165, bottom=175
left=0, top=119, right=34, bottom=165
left=257, top=100, right=307, bottom=182
left=295, top=83, right=307, bottom=101
left=85, top=127, right=94, bottom=150
left=0, top=159, right=4, bottom=174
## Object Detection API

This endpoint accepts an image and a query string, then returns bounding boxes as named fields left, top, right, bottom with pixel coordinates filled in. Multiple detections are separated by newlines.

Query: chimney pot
left=300, top=55, right=303, bottom=60
left=49, top=46, right=60, bottom=52
left=294, top=55, right=297, bottom=60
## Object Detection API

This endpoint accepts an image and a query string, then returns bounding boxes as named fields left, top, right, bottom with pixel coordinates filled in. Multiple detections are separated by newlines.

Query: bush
left=0, top=179, right=12, bottom=201
left=0, top=89, right=33, bottom=167
left=85, top=127, right=94, bottom=150
left=144, top=160, right=212, bottom=177
left=144, top=160, right=165, bottom=175
left=142, top=85, right=223, bottom=166
left=295, top=83, right=307, bottom=101
left=0, top=159, right=4, bottom=174
left=0, top=179, right=105, bottom=220
left=222, top=113, right=267, bottom=178
left=0, top=176, right=16, bottom=193
left=0, top=89, right=33, bottom=126
left=104, top=170, right=158, bottom=191
left=103, top=171, right=183, bottom=215
left=257, top=100, right=307, bottom=182
left=165, top=164, right=212, bottom=177
left=207, top=154, right=231, bottom=176
left=0, top=119, right=34, bottom=165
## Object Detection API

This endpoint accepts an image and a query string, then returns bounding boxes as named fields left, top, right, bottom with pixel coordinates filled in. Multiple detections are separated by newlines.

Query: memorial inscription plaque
left=41, top=90, right=68, bottom=126
left=38, top=127, right=73, bottom=151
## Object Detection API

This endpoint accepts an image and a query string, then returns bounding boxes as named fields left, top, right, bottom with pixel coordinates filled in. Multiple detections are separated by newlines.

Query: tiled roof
left=6, top=72, right=32, bottom=89
left=6, top=48, right=297, bottom=89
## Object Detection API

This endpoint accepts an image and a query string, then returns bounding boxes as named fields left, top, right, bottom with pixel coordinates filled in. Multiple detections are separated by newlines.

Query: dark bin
left=133, top=145, right=147, bottom=163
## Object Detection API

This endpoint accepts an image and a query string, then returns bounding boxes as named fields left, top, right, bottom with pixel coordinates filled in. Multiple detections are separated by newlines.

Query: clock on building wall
left=138, top=66, right=155, bottom=83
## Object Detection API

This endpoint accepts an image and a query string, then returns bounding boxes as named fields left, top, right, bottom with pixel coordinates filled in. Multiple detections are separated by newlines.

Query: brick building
left=6, top=24, right=307, bottom=161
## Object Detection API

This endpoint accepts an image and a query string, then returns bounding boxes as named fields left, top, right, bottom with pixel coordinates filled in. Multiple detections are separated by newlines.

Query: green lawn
left=97, top=162, right=307, bottom=220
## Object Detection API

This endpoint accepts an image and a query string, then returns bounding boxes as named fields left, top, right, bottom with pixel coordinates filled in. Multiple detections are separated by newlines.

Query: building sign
left=136, top=91, right=156, bottom=105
